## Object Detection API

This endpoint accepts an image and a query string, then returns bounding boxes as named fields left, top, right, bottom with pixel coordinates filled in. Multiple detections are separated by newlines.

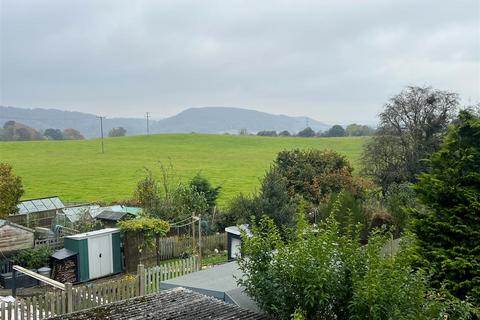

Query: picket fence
left=0, top=256, right=200, bottom=320
left=144, top=255, right=200, bottom=294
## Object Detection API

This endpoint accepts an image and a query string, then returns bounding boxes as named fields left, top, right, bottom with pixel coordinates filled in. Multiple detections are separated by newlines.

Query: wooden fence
left=0, top=256, right=200, bottom=320
left=124, top=233, right=226, bottom=272
left=140, top=233, right=226, bottom=266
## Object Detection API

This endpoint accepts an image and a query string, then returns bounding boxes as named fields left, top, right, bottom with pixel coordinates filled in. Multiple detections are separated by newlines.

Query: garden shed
left=64, top=228, right=123, bottom=282
left=225, top=225, right=250, bottom=261
left=0, top=220, right=34, bottom=254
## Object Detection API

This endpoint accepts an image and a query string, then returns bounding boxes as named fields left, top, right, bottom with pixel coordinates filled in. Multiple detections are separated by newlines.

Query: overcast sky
left=1, top=0, right=479, bottom=124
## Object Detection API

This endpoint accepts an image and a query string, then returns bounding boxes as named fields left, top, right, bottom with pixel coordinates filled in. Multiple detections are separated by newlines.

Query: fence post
left=137, top=264, right=145, bottom=296
left=66, top=282, right=73, bottom=314
left=195, top=255, right=200, bottom=271
left=198, top=215, right=202, bottom=266
left=12, top=268, right=16, bottom=297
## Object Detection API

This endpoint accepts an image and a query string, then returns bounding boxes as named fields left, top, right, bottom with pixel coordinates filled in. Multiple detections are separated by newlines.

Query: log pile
left=52, top=259, right=77, bottom=283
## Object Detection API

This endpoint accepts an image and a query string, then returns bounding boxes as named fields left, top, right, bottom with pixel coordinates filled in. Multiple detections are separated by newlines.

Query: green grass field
left=0, top=134, right=367, bottom=207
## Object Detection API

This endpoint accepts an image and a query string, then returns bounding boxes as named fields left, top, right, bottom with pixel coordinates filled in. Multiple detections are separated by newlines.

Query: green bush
left=237, top=205, right=477, bottom=319
left=189, top=174, right=221, bottom=209
left=274, top=149, right=364, bottom=204
left=11, top=247, right=52, bottom=269
left=216, top=167, right=297, bottom=233
left=214, top=193, right=260, bottom=231
left=384, top=182, right=416, bottom=236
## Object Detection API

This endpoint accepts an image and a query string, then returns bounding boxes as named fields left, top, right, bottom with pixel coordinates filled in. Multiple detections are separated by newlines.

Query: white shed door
left=231, top=238, right=241, bottom=259
left=88, top=235, right=112, bottom=279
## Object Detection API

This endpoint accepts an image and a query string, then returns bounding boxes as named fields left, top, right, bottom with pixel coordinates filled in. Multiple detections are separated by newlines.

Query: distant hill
left=0, top=106, right=329, bottom=138
left=153, top=107, right=329, bottom=134
left=0, top=106, right=145, bottom=138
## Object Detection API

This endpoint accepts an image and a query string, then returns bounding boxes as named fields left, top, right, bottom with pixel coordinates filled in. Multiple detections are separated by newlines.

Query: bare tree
left=362, top=86, right=459, bottom=193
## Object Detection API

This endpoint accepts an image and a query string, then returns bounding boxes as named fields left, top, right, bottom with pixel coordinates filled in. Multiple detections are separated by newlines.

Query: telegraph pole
left=145, top=112, right=150, bottom=135
left=97, top=116, right=105, bottom=154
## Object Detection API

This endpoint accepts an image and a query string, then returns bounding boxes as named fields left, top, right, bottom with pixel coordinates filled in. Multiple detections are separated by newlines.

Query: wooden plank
left=61, top=291, right=66, bottom=314
left=12, top=266, right=65, bottom=290
left=2, top=301, right=7, bottom=320
left=32, top=297, right=37, bottom=320
left=19, top=299, right=24, bottom=320
left=26, top=298, right=31, bottom=320
left=13, top=300, right=18, bottom=320
left=37, top=295, right=43, bottom=320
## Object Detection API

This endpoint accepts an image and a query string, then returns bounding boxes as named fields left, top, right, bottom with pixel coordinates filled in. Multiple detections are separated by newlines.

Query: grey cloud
left=1, top=0, right=478, bottom=123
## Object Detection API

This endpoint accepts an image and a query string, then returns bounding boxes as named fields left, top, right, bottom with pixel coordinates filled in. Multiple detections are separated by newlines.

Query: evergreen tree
left=413, top=110, right=480, bottom=304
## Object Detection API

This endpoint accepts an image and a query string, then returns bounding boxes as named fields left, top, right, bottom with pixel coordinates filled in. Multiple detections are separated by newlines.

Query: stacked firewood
left=52, top=259, right=77, bottom=283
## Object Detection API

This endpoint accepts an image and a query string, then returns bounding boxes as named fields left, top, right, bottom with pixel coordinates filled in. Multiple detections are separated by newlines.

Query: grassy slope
left=0, top=134, right=367, bottom=207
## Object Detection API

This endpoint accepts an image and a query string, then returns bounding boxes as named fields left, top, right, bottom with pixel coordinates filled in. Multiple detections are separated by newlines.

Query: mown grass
left=0, top=134, right=367, bottom=207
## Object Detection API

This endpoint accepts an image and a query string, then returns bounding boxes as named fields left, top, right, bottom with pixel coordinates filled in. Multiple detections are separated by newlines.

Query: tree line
left=0, top=120, right=128, bottom=141
left=255, top=123, right=374, bottom=138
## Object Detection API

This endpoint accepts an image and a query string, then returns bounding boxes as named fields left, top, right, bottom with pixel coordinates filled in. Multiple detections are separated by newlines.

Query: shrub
left=257, top=167, right=298, bottom=230
left=274, top=149, right=364, bottom=204
left=73, top=208, right=104, bottom=233
left=170, top=184, right=209, bottom=220
left=118, top=217, right=170, bottom=249
left=319, top=191, right=371, bottom=240
left=134, top=168, right=161, bottom=216
left=0, top=162, right=24, bottom=218
left=384, top=182, right=416, bottom=235
left=189, top=174, right=221, bottom=209
left=215, top=193, right=260, bottom=231
left=217, top=168, right=297, bottom=233
left=11, top=247, right=52, bottom=269
left=237, top=205, right=476, bottom=319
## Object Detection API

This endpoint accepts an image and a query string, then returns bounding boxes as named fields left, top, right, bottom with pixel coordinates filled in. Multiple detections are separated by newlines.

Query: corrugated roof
left=48, top=288, right=267, bottom=320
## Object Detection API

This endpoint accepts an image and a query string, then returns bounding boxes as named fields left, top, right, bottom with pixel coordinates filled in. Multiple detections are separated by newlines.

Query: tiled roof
left=49, top=287, right=268, bottom=320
